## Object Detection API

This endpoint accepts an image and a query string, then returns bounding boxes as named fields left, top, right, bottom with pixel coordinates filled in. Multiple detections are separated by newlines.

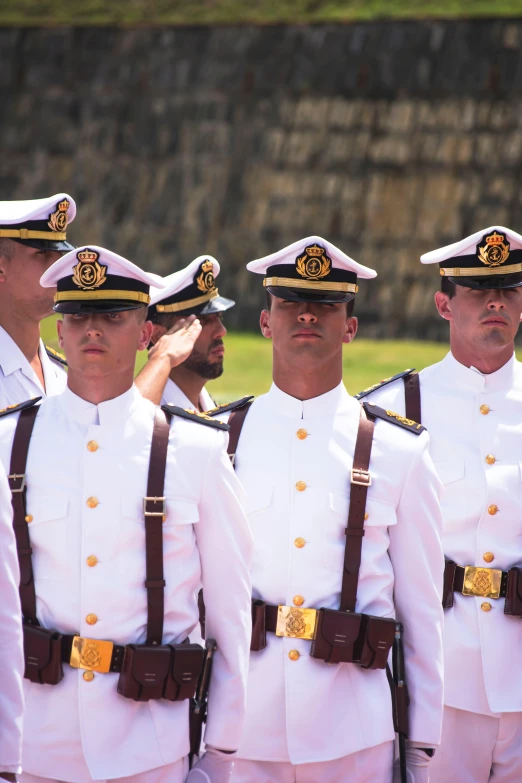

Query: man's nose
left=487, top=295, right=506, bottom=310
left=85, top=319, right=103, bottom=335
left=298, top=309, right=318, bottom=323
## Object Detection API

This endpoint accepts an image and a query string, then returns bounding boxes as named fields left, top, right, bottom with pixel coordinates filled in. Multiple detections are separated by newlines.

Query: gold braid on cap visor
left=440, top=263, right=522, bottom=277
left=263, top=276, right=358, bottom=293
left=155, top=289, right=219, bottom=313
left=54, top=290, right=151, bottom=304
left=0, top=228, right=67, bottom=240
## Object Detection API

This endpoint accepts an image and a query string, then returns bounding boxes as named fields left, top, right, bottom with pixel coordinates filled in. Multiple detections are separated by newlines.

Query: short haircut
left=134, top=304, right=149, bottom=323
left=440, top=277, right=457, bottom=298
left=147, top=309, right=178, bottom=330
left=265, top=291, right=355, bottom=316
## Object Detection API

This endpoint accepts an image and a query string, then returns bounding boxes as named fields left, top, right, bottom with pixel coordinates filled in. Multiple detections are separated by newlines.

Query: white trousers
left=232, top=741, right=394, bottom=783
left=20, top=758, right=189, bottom=783
left=430, top=706, right=522, bottom=783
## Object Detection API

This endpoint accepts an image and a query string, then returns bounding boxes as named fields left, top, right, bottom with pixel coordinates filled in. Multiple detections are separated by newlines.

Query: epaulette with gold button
left=161, top=403, right=229, bottom=431
left=362, top=401, right=425, bottom=435
left=45, top=346, right=68, bottom=367
left=354, top=369, right=416, bottom=400
left=0, top=397, right=42, bottom=418
left=205, top=396, right=254, bottom=417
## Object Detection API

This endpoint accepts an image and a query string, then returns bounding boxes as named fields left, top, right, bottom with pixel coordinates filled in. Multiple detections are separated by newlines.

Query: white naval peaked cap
left=41, top=245, right=166, bottom=314
left=149, top=255, right=235, bottom=316
left=247, top=235, right=376, bottom=304
left=421, top=226, right=522, bottom=290
left=0, top=193, right=76, bottom=251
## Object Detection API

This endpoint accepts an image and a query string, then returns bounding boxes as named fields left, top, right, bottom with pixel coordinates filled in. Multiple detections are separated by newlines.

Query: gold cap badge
left=296, top=243, right=331, bottom=281
left=196, top=260, right=216, bottom=294
left=72, top=249, right=108, bottom=290
left=477, top=231, right=510, bottom=268
left=48, top=199, right=70, bottom=233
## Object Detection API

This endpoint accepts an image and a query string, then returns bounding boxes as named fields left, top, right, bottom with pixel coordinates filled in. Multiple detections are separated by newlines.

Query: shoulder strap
left=9, top=405, right=40, bottom=624
left=205, top=396, right=254, bottom=417
left=143, top=407, right=171, bottom=645
left=340, top=405, right=375, bottom=614
left=161, top=404, right=229, bottom=431
left=227, top=400, right=253, bottom=467
left=45, top=346, right=68, bottom=367
left=354, top=369, right=416, bottom=401
left=403, top=371, right=421, bottom=424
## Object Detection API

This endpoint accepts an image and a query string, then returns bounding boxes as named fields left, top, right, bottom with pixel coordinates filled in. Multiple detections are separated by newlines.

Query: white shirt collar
left=441, top=351, right=518, bottom=394
left=163, top=377, right=214, bottom=411
left=264, top=380, right=353, bottom=419
left=59, top=384, right=144, bottom=427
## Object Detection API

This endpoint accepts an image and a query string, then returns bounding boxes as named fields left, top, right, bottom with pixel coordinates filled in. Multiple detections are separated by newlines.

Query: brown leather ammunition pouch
left=310, top=609, right=361, bottom=664
left=117, top=642, right=204, bottom=702
left=251, top=599, right=267, bottom=652
left=504, top=567, right=522, bottom=617
left=355, top=614, right=396, bottom=670
left=23, top=623, right=64, bottom=685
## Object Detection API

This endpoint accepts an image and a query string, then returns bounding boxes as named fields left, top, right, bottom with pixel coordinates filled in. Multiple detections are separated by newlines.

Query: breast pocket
left=433, top=459, right=465, bottom=487
left=323, top=493, right=397, bottom=572
left=25, top=492, right=69, bottom=579
left=245, top=486, right=274, bottom=569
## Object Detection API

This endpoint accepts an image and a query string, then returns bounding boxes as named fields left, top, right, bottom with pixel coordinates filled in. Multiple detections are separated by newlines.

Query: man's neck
left=169, top=366, right=206, bottom=410
left=450, top=341, right=514, bottom=375
left=272, top=356, right=343, bottom=401
left=67, top=371, right=135, bottom=406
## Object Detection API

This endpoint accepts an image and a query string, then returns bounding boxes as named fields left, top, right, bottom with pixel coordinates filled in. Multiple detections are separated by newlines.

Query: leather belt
left=265, top=604, right=278, bottom=634
left=452, top=564, right=508, bottom=599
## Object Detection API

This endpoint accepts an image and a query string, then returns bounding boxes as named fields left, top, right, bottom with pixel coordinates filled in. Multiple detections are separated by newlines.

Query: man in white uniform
left=0, top=195, right=77, bottom=407
left=360, top=227, right=522, bottom=783
left=0, top=463, right=24, bottom=783
left=226, top=237, right=444, bottom=783
left=136, top=256, right=234, bottom=410
left=0, top=245, right=252, bottom=783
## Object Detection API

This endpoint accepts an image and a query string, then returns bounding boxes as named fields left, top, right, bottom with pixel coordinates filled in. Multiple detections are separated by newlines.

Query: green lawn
left=41, top=315, right=450, bottom=402
left=2, top=0, right=521, bottom=25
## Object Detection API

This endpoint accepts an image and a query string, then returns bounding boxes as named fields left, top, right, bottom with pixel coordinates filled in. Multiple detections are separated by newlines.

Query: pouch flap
left=24, top=625, right=60, bottom=670
left=126, top=645, right=171, bottom=686
left=169, top=644, right=205, bottom=685
left=320, top=609, right=361, bottom=647
left=364, top=615, right=396, bottom=653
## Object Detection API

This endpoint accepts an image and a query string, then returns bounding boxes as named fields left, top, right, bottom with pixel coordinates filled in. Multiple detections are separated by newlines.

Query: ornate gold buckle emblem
left=275, top=606, right=317, bottom=640
left=69, top=635, right=114, bottom=673
left=462, top=566, right=502, bottom=599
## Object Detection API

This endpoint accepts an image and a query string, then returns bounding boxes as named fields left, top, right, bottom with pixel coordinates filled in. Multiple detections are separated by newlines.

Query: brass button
left=293, top=595, right=305, bottom=607
left=288, top=650, right=300, bottom=661
left=364, top=513, right=369, bottom=521
left=480, top=404, right=490, bottom=415
left=296, top=429, right=308, bottom=440
left=294, top=537, right=306, bottom=548
left=483, top=552, right=494, bottom=563
left=87, top=440, right=99, bottom=453
left=25, top=514, right=33, bottom=523
left=83, top=670, right=95, bottom=682
left=485, top=454, right=496, bottom=465
left=85, top=613, right=98, bottom=626
left=86, top=496, right=99, bottom=509
left=481, top=602, right=492, bottom=612
left=295, top=481, right=307, bottom=492
left=488, top=504, right=498, bottom=516
left=86, top=555, right=98, bottom=568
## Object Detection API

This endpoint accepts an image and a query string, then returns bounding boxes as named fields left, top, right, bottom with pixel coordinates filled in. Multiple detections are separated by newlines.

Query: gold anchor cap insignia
left=72, top=249, right=108, bottom=290
left=477, top=231, right=510, bottom=268
left=48, top=199, right=70, bottom=233
left=295, top=243, right=331, bottom=281
left=196, top=260, right=216, bottom=294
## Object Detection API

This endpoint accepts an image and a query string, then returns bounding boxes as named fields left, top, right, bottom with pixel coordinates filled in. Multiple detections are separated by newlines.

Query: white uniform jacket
left=0, top=326, right=66, bottom=408
left=161, top=377, right=215, bottom=412
left=366, top=352, right=522, bottom=716
left=0, top=386, right=253, bottom=782
left=0, top=465, right=24, bottom=775
left=233, top=382, right=444, bottom=764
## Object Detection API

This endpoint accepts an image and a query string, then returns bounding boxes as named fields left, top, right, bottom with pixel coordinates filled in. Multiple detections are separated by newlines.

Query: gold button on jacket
left=87, top=440, right=99, bottom=452
left=86, top=555, right=98, bottom=567
left=481, top=602, right=492, bottom=612
left=483, top=552, right=494, bottom=564
left=288, top=650, right=300, bottom=661
left=488, top=504, right=498, bottom=515
left=485, top=454, right=496, bottom=465
left=294, top=537, right=306, bottom=548
left=86, top=613, right=98, bottom=625
left=480, top=404, right=490, bottom=415
left=295, top=481, right=307, bottom=492
left=86, top=496, right=99, bottom=509
left=293, top=595, right=305, bottom=607
left=83, top=670, right=95, bottom=681
left=296, top=429, right=308, bottom=440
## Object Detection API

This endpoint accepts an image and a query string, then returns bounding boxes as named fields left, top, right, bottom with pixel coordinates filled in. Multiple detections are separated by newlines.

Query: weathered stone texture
left=1, top=20, right=522, bottom=337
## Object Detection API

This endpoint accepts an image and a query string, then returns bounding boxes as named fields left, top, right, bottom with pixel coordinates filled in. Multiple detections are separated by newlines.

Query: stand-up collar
left=265, top=381, right=353, bottom=419
left=441, top=351, right=517, bottom=394
left=59, top=384, right=144, bottom=427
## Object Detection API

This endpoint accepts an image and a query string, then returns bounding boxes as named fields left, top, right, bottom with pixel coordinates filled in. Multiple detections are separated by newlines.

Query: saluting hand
left=185, top=747, right=234, bottom=783
left=148, top=315, right=202, bottom=369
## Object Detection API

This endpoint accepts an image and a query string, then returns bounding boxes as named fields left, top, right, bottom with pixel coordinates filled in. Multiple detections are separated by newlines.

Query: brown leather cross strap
left=227, top=401, right=253, bottom=465
left=9, top=405, right=40, bottom=625
left=143, top=407, right=171, bottom=645
left=403, top=372, right=421, bottom=424
left=340, top=406, right=375, bottom=614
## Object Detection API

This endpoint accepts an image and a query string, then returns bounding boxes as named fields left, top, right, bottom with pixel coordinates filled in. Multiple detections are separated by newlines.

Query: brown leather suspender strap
left=339, top=406, right=375, bottom=614
left=143, top=407, right=171, bottom=645
left=403, top=372, right=421, bottom=424
left=227, top=401, right=253, bottom=465
left=9, top=405, right=40, bottom=625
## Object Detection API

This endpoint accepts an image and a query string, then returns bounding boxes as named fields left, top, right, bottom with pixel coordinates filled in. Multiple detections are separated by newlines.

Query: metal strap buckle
left=143, top=496, right=166, bottom=518
left=275, top=606, right=317, bottom=640
left=350, top=468, right=371, bottom=487
left=69, top=635, right=114, bottom=673
left=462, top=566, right=502, bottom=599
left=8, top=473, right=26, bottom=493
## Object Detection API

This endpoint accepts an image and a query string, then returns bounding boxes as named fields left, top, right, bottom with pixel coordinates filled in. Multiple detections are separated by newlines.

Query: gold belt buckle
left=69, top=635, right=114, bottom=674
left=462, top=566, right=502, bottom=599
left=275, top=606, right=317, bottom=640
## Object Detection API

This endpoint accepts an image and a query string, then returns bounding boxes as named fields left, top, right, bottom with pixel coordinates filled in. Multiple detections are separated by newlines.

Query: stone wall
left=1, top=20, right=522, bottom=337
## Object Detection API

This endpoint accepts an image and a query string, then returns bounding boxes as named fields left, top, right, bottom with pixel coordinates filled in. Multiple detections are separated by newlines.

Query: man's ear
left=139, top=320, right=154, bottom=352
left=259, top=309, right=272, bottom=339
left=149, top=322, right=167, bottom=347
left=56, top=318, right=64, bottom=349
left=434, top=291, right=453, bottom=321
left=342, top=316, right=358, bottom=344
